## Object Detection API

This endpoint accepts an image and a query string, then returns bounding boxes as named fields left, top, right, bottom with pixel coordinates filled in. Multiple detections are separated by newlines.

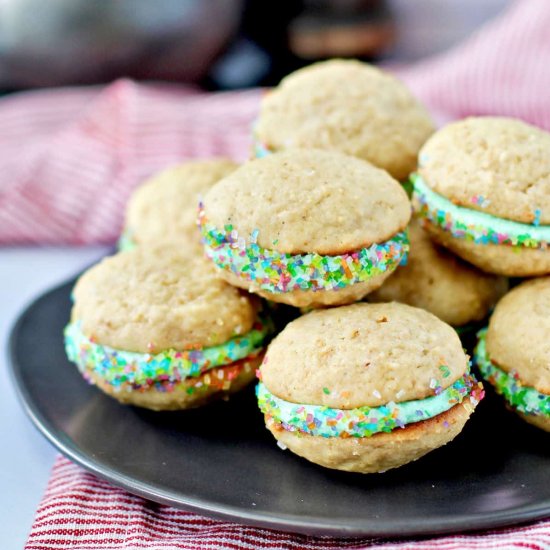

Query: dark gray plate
left=9, top=280, right=550, bottom=537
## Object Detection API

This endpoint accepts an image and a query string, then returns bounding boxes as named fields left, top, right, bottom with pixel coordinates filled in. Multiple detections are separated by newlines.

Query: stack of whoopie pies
left=65, top=59, right=549, bottom=474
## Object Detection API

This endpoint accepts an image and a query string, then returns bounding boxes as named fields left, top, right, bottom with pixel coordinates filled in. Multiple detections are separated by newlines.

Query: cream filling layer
left=412, top=173, right=550, bottom=248
left=65, top=316, right=272, bottom=390
left=257, top=371, right=482, bottom=438
left=199, top=205, right=409, bottom=293
left=474, top=329, right=550, bottom=417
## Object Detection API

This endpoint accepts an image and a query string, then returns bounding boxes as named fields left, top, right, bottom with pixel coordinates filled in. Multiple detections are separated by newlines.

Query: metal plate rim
left=7, top=280, right=550, bottom=538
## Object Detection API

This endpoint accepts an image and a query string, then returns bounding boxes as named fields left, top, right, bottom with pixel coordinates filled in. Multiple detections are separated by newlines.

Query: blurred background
left=0, top=0, right=511, bottom=92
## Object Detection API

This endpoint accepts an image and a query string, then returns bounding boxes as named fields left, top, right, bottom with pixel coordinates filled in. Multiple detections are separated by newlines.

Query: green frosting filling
left=199, top=203, right=409, bottom=293
left=256, top=370, right=482, bottom=438
left=253, top=135, right=271, bottom=159
left=474, top=329, right=550, bottom=417
left=412, top=173, right=550, bottom=248
left=117, top=230, right=136, bottom=251
left=65, top=316, right=272, bottom=390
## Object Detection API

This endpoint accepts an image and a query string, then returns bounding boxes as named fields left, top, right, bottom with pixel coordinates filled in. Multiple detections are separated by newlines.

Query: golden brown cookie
left=65, top=245, right=273, bottom=410
left=254, top=59, right=434, bottom=180
left=474, top=278, right=550, bottom=431
left=412, top=117, right=550, bottom=276
left=200, top=149, right=411, bottom=308
left=368, top=220, right=508, bottom=327
left=258, top=303, right=483, bottom=473
left=121, top=159, right=237, bottom=250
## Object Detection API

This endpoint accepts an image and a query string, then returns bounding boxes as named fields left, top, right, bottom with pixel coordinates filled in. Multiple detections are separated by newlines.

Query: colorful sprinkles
left=439, top=364, right=452, bottom=379
left=117, top=230, right=137, bottom=252
left=251, top=121, right=275, bottom=159
left=65, top=315, right=273, bottom=392
left=252, top=135, right=272, bottom=159
left=411, top=173, right=550, bottom=249
left=474, top=329, right=550, bottom=417
left=470, top=195, right=491, bottom=208
left=256, top=371, right=483, bottom=438
left=198, top=204, right=409, bottom=293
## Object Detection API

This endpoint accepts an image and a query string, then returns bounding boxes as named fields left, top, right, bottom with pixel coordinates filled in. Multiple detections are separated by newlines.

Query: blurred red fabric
left=0, top=84, right=260, bottom=244
left=25, top=457, right=550, bottom=550
left=2, top=0, right=550, bottom=246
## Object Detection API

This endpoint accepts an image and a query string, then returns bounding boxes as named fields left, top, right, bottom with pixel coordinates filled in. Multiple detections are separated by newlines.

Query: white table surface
left=0, top=246, right=109, bottom=550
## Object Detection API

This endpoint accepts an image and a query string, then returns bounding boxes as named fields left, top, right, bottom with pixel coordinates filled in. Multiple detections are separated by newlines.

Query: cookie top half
left=486, top=277, right=550, bottom=393
left=261, top=302, right=468, bottom=409
left=255, top=59, right=434, bottom=181
left=419, top=117, right=550, bottom=224
left=202, top=149, right=411, bottom=255
left=72, top=245, right=259, bottom=354
left=125, top=159, right=237, bottom=246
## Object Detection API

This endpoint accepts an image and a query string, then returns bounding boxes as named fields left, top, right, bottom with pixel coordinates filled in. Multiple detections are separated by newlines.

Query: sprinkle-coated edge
left=198, top=204, right=409, bottom=294
left=474, top=328, right=550, bottom=417
left=256, top=371, right=483, bottom=438
left=65, top=315, right=273, bottom=392
left=412, top=173, right=550, bottom=249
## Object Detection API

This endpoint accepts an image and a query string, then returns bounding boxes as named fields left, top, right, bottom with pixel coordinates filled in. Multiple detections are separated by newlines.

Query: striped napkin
left=3, top=0, right=550, bottom=247
left=0, top=83, right=260, bottom=245
left=26, top=457, right=550, bottom=549
left=6, top=0, right=549, bottom=547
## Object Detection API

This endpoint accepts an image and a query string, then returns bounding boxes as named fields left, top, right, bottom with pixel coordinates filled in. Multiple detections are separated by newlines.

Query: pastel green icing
left=118, top=230, right=136, bottom=251
left=65, top=316, right=272, bottom=390
left=474, top=328, right=550, bottom=417
left=199, top=204, right=409, bottom=293
left=253, top=136, right=271, bottom=159
left=256, top=370, right=482, bottom=438
left=412, top=173, right=550, bottom=247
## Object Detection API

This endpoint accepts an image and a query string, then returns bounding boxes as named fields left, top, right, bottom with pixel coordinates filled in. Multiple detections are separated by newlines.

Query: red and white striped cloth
left=4, top=0, right=547, bottom=547
left=3, top=0, right=550, bottom=247
left=26, top=457, right=550, bottom=550
left=0, top=83, right=261, bottom=245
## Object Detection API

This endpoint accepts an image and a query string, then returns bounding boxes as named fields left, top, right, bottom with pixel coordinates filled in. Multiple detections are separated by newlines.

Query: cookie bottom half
left=266, top=401, right=475, bottom=473
left=86, top=354, right=262, bottom=411
left=517, top=410, right=550, bottom=432
left=424, top=222, right=550, bottom=277
left=216, top=268, right=394, bottom=308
